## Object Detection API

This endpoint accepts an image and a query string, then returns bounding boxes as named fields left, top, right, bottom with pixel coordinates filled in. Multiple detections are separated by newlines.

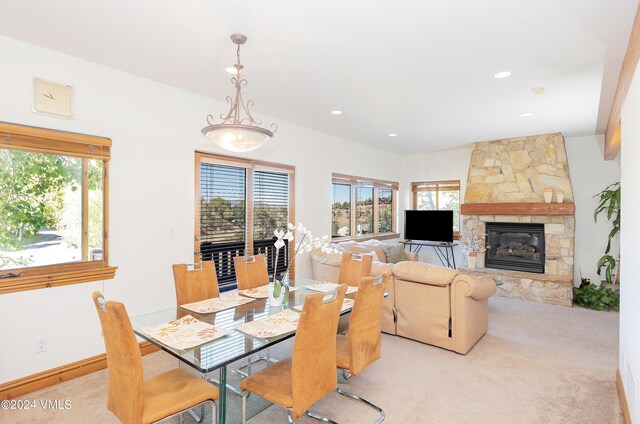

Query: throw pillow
left=382, top=243, right=408, bottom=264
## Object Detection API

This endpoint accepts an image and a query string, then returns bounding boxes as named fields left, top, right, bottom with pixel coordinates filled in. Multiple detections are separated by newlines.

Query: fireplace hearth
left=485, top=222, right=545, bottom=273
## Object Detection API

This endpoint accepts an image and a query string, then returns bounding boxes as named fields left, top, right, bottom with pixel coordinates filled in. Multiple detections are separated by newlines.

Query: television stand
left=400, top=240, right=458, bottom=269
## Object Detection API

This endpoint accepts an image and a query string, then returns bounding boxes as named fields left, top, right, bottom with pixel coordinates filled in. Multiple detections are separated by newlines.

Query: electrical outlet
left=36, top=337, right=47, bottom=353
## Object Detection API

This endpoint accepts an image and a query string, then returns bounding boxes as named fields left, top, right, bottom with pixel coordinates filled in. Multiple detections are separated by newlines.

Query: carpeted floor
left=1, top=296, right=621, bottom=424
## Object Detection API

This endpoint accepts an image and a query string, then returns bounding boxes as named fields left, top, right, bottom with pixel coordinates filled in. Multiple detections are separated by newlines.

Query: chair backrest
left=234, top=254, right=270, bottom=290
left=92, top=291, right=144, bottom=424
left=172, top=261, right=220, bottom=306
left=348, top=272, right=390, bottom=375
left=338, top=252, right=373, bottom=287
left=291, top=285, right=347, bottom=420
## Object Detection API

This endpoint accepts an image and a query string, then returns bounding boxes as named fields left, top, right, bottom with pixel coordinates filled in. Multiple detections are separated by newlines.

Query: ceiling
left=0, top=0, right=637, bottom=154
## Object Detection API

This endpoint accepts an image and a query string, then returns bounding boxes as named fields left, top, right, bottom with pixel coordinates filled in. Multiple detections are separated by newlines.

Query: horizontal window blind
left=412, top=180, right=460, bottom=193
left=0, top=122, right=111, bottom=160
left=253, top=170, right=290, bottom=278
left=199, top=163, right=246, bottom=289
left=253, top=170, right=289, bottom=240
left=200, top=164, right=246, bottom=244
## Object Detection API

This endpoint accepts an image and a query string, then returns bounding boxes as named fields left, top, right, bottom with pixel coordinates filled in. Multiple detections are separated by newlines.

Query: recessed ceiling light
left=388, top=133, right=398, bottom=137
left=494, top=71, right=512, bottom=79
left=331, top=110, right=343, bottom=115
left=225, top=66, right=238, bottom=74
left=519, top=112, right=533, bottom=117
left=531, top=87, right=545, bottom=95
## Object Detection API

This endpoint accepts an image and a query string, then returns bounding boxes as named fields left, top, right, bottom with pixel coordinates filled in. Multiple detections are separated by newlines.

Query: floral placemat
left=234, top=309, right=301, bottom=338
left=293, top=297, right=355, bottom=313
left=239, top=284, right=299, bottom=299
left=141, top=315, right=230, bottom=350
left=180, top=293, right=254, bottom=314
left=305, top=281, right=358, bottom=295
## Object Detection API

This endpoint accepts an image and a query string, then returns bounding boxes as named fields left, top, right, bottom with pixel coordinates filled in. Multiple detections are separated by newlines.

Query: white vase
left=544, top=189, right=553, bottom=203
left=556, top=191, right=564, bottom=203
left=468, top=253, right=478, bottom=269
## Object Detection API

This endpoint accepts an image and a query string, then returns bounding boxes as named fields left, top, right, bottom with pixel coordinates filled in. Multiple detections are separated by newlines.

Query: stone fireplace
left=461, top=133, right=575, bottom=306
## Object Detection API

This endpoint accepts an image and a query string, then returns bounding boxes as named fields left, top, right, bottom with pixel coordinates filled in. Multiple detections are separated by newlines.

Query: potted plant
left=594, top=182, right=620, bottom=286
left=459, top=230, right=489, bottom=269
left=270, top=223, right=335, bottom=306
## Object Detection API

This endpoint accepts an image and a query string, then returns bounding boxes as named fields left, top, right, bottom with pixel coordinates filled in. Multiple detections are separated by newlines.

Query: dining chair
left=172, top=261, right=243, bottom=399
left=172, top=261, right=220, bottom=306
left=234, top=254, right=270, bottom=290
left=234, top=254, right=278, bottom=377
left=339, top=252, right=373, bottom=286
left=337, top=252, right=374, bottom=334
left=335, top=272, right=391, bottom=423
left=240, top=285, right=347, bottom=424
left=91, top=291, right=218, bottom=424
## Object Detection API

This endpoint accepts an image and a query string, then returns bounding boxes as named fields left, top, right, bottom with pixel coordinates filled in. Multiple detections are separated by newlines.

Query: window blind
left=253, top=170, right=290, bottom=278
left=199, top=163, right=247, bottom=288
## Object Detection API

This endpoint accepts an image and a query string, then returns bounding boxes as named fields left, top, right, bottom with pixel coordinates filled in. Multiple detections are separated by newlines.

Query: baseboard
left=617, top=368, right=632, bottom=424
left=0, top=341, right=159, bottom=400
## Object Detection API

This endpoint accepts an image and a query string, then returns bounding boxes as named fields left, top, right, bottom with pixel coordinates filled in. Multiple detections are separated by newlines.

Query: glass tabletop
left=130, top=278, right=356, bottom=374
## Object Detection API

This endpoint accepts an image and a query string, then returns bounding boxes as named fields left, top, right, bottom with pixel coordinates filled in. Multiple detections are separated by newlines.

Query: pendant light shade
left=202, top=34, right=276, bottom=152
left=202, top=124, right=273, bottom=153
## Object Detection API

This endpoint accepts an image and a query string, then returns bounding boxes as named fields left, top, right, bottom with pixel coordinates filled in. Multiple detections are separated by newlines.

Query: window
left=412, top=180, right=461, bottom=237
left=332, top=174, right=398, bottom=239
left=0, top=123, right=115, bottom=294
left=196, top=153, right=294, bottom=290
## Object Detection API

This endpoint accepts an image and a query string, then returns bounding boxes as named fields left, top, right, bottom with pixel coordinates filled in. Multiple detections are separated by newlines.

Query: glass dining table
left=130, top=279, right=357, bottom=424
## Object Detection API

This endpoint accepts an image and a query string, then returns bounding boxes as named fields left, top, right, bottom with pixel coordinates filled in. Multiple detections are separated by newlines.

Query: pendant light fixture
left=201, top=34, right=276, bottom=152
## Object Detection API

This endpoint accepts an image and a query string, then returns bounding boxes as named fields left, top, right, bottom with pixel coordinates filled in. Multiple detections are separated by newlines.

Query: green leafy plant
left=573, top=284, right=619, bottom=311
left=594, top=182, right=620, bottom=284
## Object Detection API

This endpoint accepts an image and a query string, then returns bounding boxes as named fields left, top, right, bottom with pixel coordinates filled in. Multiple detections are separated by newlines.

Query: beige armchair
left=391, top=261, right=496, bottom=354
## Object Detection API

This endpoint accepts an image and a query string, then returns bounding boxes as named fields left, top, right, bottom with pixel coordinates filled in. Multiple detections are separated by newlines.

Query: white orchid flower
left=274, top=228, right=293, bottom=250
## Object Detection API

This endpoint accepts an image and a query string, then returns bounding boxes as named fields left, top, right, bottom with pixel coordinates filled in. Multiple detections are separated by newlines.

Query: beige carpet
left=1, top=296, right=621, bottom=424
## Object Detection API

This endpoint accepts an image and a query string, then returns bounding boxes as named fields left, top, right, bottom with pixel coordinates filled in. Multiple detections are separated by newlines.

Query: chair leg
left=336, top=387, right=385, bottom=424
left=187, top=403, right=205, bottom=423
left=306, top=410, right=339, bottom=423
left=242, top=392, right=247, bottom=424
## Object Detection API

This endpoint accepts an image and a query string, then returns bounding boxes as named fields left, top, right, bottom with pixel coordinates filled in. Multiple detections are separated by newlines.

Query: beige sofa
left=310, top=239, right=418, bottom=334
left=392, top=261, right=496, bottom=354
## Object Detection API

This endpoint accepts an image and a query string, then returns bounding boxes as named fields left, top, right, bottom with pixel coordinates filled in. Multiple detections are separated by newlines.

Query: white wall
left=0, top=35, right=402, bottom=383
left=620, top=64, right=640, bottom=423
left=398, top=137, right=621, bottom=286
left=565, top=135, right=620, bottom=285
left=399, top=146, right=472, bottom=266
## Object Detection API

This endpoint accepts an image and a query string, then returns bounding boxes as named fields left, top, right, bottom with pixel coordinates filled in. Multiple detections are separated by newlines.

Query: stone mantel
left=461, top=202, right=575, bottom=216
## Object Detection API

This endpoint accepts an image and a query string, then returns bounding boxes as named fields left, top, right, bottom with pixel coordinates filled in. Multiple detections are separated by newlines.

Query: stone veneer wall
left=462, top=133, right=575, bottom=306
left=465, top=133, right=573, bottom=203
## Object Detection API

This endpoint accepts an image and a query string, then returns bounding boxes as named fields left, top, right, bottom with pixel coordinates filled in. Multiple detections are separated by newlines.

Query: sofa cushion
left=361, top=239, right=388, bottom=263
left=392, top=261, right=458, bottom=286
left=382, top=243, right=408, bottom=263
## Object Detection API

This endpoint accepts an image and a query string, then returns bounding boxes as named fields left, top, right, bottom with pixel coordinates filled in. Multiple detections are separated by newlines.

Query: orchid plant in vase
left=270, top=223, right=336, bottom=306
left=459, top=230, right=489, bottom=269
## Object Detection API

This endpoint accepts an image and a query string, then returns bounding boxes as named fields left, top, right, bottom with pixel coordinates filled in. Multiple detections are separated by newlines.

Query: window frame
left=331, top=173, right=399, bottom=241
left=195, top=152, right=296, bottom=283
left=411, top=180, right=461, bottom=239
left=0, top=122, right=116, bottom=294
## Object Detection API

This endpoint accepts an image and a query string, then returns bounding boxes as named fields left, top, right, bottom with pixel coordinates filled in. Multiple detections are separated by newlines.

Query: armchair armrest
left=454, top=275, right=496, bottom=301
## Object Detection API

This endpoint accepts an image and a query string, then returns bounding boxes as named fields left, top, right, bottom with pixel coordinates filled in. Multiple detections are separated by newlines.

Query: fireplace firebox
left=485, top=222, right=545, bottom=273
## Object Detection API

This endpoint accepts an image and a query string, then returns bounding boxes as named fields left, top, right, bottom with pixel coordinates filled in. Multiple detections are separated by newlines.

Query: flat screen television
left=404, top=210, right=454, bottom=243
